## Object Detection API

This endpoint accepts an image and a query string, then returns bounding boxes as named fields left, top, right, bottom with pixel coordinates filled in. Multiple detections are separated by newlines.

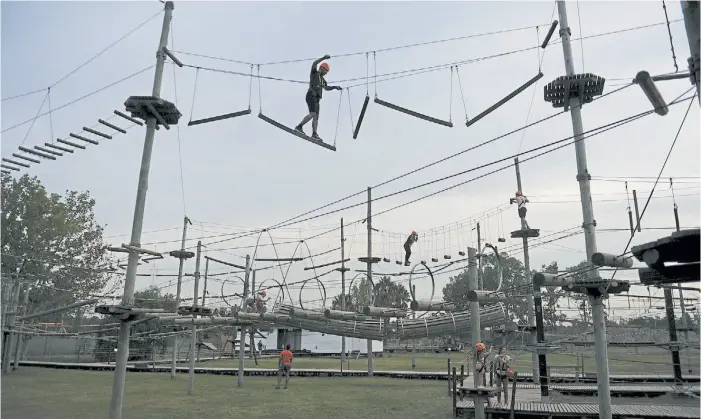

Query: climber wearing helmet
left=510, top=191, right=530, bottom=229
left=295, top=55, right=343, bottom=142
left=404, top=231, right=419, bottom=266
left=246, top=290, right=269, bottom=313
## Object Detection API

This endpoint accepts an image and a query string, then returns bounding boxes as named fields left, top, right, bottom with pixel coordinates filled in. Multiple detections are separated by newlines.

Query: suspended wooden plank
left=34, top=145, right=62, bottom=156
left=12, top=153, right=40, bottom=164
left=98, top=119, right=127, bottom=134
left=258, top=113, right=336, bottom=152
left=70, top=133, right=99, bottom=145
left=374, top=97, right=453, bottom=127
left=353, top=95, right=370, bottom=139
left=466, top=72, right=544, bottom=128
left=188, top=109, right=251, bottom=126
left=304, top=258, right=351, bottom=271
left=57, top=139, right=86, bottom=150
left=2, top=157, right=30, bottom=168
left=83, top=126, right=112, bottom=140
left=44, top=143, right=74, bottom=153
left=18, top=146, right=56, bottom=160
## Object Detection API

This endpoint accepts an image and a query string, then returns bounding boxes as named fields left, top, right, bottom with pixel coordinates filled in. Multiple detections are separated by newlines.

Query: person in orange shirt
left=275, top=344, right=294, bottom=389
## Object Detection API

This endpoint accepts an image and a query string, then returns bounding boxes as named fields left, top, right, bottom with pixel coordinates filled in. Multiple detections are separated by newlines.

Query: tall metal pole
left=187, top=241, right=201, bottom=395
left=681, top=1, right=700, bottom=103
left=514, top=157, right=540, bottom=385
left=237, top=255, right=250, bottom=387
left=476, top=223, right=482, bottom=290
left=172, top=215, right=191, bottom=378
left=411, top=284, right=416, bottom=370
left=467, top=246, right=485, bottom=419
left=196, top=258, right=208, bottom=363
left=672, top=212, right=690, bottom=375
left=12, top=284, right=30, bottom=370
left=108, top=4, right=173, bottom=417
left=2, top=277, right=21, bottom=374
left=340, top=218, right=346, bottom=372
left=249, top=270, right=256, bottom=361
left=555, top=2, right=610, bottom=418
left=366, top=187, right=374, bottom=376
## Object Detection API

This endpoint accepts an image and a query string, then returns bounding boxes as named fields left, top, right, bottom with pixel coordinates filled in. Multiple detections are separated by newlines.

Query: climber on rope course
left=294, top=54, right=343, bottom=142
left=246, top=289, right=269, bottom=313
left=510, top=191, right=530, bottom=230
left=404, top=231, right=419, bottom=266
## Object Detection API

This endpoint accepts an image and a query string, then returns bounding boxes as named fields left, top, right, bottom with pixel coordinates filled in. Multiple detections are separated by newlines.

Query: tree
left=442, top=252, right=529, bottom=323
left=330, top=276, right=410, bottom=312
left=564, top=261, right=591, bottom=326
left=539, top=261, right=567, bottom=327
left=1, top=174, right=112, bottom=319
left=93, top=286, right=177, bottom=362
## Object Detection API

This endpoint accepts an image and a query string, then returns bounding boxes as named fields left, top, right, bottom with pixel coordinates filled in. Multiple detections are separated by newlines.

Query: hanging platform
left=358, top=257, right=382, bottom=264
left=353, top=95, right=370, bottom=139
left=510, top=229, right=540, bottom=239
left=497, top=238, right=506, bottom=243
left=374, top=98, right=453, bottom=128
left=466, top=72, right=543, bottom=128
left=431, top=257, right=439, bottom=262
left=382, top=257, right=391, bottom=263
left=395, top=260, right=402, bottom=265
left=458, top=251, right=466, bottom=256
left=177, top=306, right=214, bottom=316
left=258, top=113, right=336, bottom=151
left=188, top=109, right=251, bottom=126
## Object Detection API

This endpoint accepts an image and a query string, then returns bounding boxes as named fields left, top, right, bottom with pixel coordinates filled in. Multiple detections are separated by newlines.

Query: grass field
left=196, top=350, right=700, bottom=375
left=1, top=368, right=452, bottom=419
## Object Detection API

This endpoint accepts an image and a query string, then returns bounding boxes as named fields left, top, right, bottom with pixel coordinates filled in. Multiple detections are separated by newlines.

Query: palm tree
left=373, top=276, right=410, bottom=309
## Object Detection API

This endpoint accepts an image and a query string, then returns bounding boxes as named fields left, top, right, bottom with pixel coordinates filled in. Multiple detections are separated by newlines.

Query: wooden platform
left=456, top=400, right=699, bottom=419
left=13, top=360, right=701, bottom=384
left=457, top=383, right=700, bottom=398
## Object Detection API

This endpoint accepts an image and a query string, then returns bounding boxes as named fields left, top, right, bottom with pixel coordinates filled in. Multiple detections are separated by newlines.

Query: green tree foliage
left=94, top=286, right=177, bottom=362
left=539, top=261, right=567, bottom=327
left=442, top=252, right=529, bottom=323
left=1, top=174, right=112, bottom=319
left=331, top=276, right=410, bottom=311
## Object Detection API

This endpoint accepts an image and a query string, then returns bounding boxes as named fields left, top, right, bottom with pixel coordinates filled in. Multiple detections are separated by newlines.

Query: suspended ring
left=348, top=272, right=376, bottom=308
left=298, top=277, right=327, bottom=311
left=258, top=277, right=286, bottom=306
left=408, top=261, right=435, bottom=304
left=481, top=244, right=503, bottom=291
left=220, top=275, right=245, bottom=308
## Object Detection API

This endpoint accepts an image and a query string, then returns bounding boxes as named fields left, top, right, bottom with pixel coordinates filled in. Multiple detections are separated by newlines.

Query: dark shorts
left=518, top=207, right=527, bottom=218
left=279, top=364, right=291, bottom=374
left=306, top=90, right=320, bottom=114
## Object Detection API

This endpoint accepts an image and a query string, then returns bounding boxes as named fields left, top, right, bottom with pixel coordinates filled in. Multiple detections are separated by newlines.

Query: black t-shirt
left=309, top=67, right=327, bottom=99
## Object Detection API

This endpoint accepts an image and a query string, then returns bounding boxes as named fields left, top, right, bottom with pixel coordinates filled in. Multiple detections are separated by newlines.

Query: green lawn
left=195, top=351, right=699, bottom=375
left=1, top=368, right=452, bottom=419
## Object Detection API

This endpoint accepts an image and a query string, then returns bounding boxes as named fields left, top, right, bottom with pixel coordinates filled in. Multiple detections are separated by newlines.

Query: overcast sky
left=2, top=1, right=699, bottom=318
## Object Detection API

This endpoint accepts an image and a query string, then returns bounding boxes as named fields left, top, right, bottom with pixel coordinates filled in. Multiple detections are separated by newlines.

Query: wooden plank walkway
left=456, top=400, right=700, bottom=418
left=457, top=382, right=700, bottom=397
left=12, top=360, right=701, bottom=385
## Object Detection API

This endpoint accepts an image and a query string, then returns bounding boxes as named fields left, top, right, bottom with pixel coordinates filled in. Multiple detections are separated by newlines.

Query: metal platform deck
left=456, top=400, right=699, bottom=419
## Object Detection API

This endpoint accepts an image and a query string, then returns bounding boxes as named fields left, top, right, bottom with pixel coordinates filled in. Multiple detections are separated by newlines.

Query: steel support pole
left=187, top=241, right=201, bottom=395
left=555, top=2, right=610, bottom=417
left=467, top=247, right=485, bottom=419
left=2, top=278, right=20, bottom=374
left=366, top=187, right=374, bottom=376
left=237, top=255, right=250, bottom=387
left=340, top=218, right=346, bottom=372
left=12, top=284, right=30, bottom=370
left=681, top=1, right=700, bottom=103
left=171, top=215, right=190, bottom=378
left=514, top=157, right=539, bottom=383
left=109, top=4, right=173, bottom=417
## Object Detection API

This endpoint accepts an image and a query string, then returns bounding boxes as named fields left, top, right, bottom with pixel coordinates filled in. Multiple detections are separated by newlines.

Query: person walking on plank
left=295, top=54, right=342, bottom=141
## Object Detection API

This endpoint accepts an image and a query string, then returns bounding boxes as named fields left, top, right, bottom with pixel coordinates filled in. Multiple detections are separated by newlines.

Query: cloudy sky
left=2, top=1, right=699, bottom=318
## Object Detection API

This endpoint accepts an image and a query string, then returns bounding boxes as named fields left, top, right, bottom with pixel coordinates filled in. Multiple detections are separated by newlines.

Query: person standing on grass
left=276, top=344, right=294, bottom=389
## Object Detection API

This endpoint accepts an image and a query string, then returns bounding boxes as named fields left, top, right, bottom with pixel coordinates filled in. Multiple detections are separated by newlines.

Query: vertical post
left=467, top=246, right=485, bottom=419
left=411, top=285, right=416, bottom=370
left=340, top=218, right=346, bottom=372
left=533, top=280, right=549, bottom=399
left=514, top=157, right=540, bottom=383
left=2, top=277, right=21, bottom=374
left=663, top=288, right=683, bottom=384
left=237, top=255, right=250, bottom=387
left=196, top=258, right=209, bottom=363
left=187, top=241, right=201, bottom=395
left=12, top=284, right=30, bottom=370
left=172, top=215, right=191, bottom=378
left=452, top=367, right=458, bottom=419
left=476, top=223, right=482, bottom=290
left=249, top=270, right=256, bottom=361
left=673, top=203, right=692, bottom=373
left=555, top=2, right=611, bottom=418
left=681, top=1, right=700, bottom=103
left=366, top=187, right=374, bottom=376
